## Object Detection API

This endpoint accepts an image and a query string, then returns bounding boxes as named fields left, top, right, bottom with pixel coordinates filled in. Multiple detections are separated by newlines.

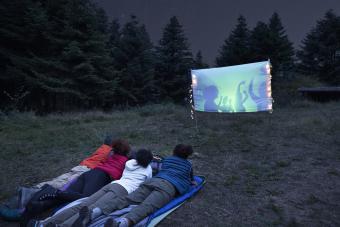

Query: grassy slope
left=0, top=101, right=339, bottom=226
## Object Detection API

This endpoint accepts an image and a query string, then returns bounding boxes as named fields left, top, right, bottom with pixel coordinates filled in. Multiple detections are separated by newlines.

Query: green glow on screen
left=191, top=61, right=273, bottom=113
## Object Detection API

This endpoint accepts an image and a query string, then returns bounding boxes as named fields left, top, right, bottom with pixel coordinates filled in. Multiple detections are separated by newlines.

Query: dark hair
left=128, top=149, right=137, bottom=160
left=112, top=139, right=131, bottom=156
left=173, top=144, right=193, bottom=159
left=136, top=149, right=153, bottom=168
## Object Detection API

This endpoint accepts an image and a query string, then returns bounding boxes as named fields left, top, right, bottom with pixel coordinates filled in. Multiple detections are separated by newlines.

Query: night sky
left=95, top=0, right=340, bottom=64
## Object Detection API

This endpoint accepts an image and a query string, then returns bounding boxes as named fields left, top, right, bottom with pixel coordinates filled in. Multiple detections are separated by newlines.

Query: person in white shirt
left=33, top=149, right=153, bottom=227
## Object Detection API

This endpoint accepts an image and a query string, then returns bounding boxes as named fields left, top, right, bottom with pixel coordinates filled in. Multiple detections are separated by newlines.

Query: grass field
left=0, top=100, right=340, bottom=226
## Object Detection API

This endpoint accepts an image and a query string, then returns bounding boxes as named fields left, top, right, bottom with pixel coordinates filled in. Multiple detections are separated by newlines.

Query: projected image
left=202, top=85, right=219, bottom=111
left=191, top=61, right=273, bottom=113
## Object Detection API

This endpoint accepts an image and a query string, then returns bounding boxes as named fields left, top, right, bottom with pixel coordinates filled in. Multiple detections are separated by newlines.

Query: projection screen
left=191, top=61, right=273, bottom=113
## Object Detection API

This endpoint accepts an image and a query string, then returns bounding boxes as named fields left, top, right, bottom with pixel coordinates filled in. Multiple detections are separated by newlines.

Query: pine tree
left=215, top=15, right=251, bottom=67
left=155, top=16, right=193, bottom=102
left=267, top=12, right=295, bottom=73
left=297, top=10, right=340, bottom=85
left=0, top=0, right=53, bottom=111
left=247, top=12, right=295, bottom=81
left=0, top=0, right=119, bottom=112
left=107, top=19, right=121, bottom=67
left=193, top=51, right=209, bottom=69
left=65, top=0, right=118, bottom=108
left=94, top=7, right=109, bottom=34
left=113, top=15, right=156, bottom=105
left=41, top=0, right=118, bottom=110
left=249, top=22, right=271, bottom=62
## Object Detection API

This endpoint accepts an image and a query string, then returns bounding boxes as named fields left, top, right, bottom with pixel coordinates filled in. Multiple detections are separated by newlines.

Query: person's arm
left=242, top=91, right=248, bottom=103
left=190, top=168, right=197, bottom=186
left=147, top=167, right=153, bottom=179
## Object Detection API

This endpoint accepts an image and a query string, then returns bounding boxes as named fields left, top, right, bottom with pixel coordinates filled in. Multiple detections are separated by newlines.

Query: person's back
left=156, top=155, right=192, bottom=195
left=114, top=158, right=152, bottom=194
left=95, top=153, right=128, bottom=180
left=98, top=144, right=195, bottom=227
left=80, top=144, right=112, bottom=169
left=31, top=149, right=154, bottom=227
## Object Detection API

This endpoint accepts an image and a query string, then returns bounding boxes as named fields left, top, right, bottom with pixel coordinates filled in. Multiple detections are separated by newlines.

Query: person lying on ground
left=54, top=139, right=130, bottom=202
left=0, top=136, right=115, bottom=221
left=29, top=149, right=153, bottom=227
left=20, top=139, right=131, bottom=226
left=36, top=136, right=115, bottom=189
left=72, top=144, right=195, bottom=227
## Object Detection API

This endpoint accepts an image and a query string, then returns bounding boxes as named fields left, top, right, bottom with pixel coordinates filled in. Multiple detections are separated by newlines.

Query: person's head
left=112, top=139, right=131, bottom=156
left=103, top=135, right=114, bottom=146
left=173, top=144, right=193, bottom=159
left=135, top=149, right=153, bottom=168
left=203, top=85, right=218, bottom=101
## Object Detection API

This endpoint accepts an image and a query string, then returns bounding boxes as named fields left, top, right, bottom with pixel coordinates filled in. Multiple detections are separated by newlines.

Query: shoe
left=111, top=217, right=129, bottom=227
left=27, top=184, right=58, bottom=202
left=0, top=205, right=21, bottom=221
left=71, top=206, right=91, bottom=227
left=18, top=186, right=41, bottom=209
left=38, top=189, right=59, bottom=201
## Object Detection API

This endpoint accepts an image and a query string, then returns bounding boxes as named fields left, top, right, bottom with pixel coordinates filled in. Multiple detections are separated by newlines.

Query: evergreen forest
left=1, top=0, right=339, bottom=113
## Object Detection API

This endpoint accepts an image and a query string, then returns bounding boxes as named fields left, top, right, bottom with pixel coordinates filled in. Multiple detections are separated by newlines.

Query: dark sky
left=95, top=0, right=340, bottom=64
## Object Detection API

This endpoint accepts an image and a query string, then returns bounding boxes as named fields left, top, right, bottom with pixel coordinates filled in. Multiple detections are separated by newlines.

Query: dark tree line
left=216, top=11, right=340, bottom=85
left=215, top=13, right=295, bottom=81
left=0, top=0, right=339, bottom=113
left=0, top=0, right=118, bottom=112
left=0, top=0, right=201, bottom=112
left=297, top=10, right=340, bottom=85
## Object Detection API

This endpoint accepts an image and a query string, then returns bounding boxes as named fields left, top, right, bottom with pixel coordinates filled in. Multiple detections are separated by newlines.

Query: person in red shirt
left=21, top=139, right=130, bottom=226
left=0, top=137, right=115, bottom=222
left=36, top=142, right=113, bottom=190
left=80, top=143, right=113, bottom=169
left=56, top=139, right=130, bottom=202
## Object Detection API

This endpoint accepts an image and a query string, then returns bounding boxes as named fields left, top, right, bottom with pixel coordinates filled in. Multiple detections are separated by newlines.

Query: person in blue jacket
left=70, top=144, right=196, bottom=227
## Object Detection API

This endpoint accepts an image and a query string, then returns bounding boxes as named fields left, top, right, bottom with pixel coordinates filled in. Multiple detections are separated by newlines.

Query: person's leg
left=41, top=183, right=111, bottom=225
left=102, top=179, right=155, bottom=214
left=62, top=184, right=128, bottom=226
left=39, top=201, right=85, bottom=226
left=57, top=169, right=109, bottom=202
left=35, top=166, right=90, bottom=189
left=20, top=185, right=62, bottom=226
left=88, top=183, right=128, bottom=215
left=71, top=178, right=155, bottom=227
left=124, top=178, right=176, bottom=225
left=82, top=169, right=111, bottom=197
left=64, top=171, right=86, bottom=194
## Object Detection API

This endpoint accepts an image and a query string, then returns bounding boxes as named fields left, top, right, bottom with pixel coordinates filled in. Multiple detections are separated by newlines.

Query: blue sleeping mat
left=89, top=175, right=205, bottom=227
